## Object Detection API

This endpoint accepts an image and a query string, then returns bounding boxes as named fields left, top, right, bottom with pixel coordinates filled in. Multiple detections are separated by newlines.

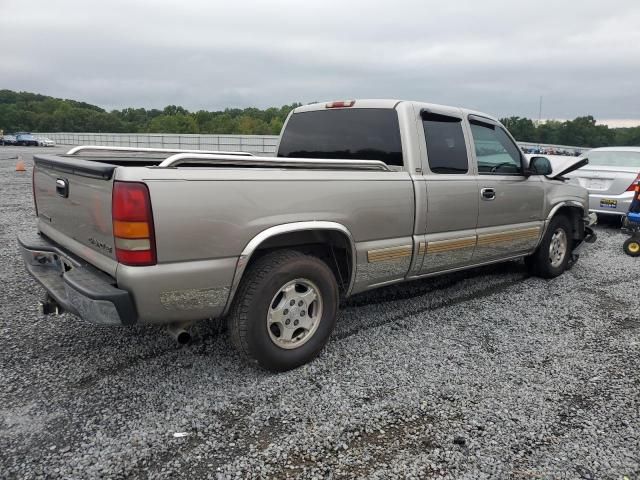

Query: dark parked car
left=1, top=134, right=18, bottom=146
left=16, top=133, right=39, bottom=146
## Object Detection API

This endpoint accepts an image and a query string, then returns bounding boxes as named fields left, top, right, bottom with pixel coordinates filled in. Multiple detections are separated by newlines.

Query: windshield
left=278, top=108, right=403, bottom=166
left=587, top=150, right=640, bottom=168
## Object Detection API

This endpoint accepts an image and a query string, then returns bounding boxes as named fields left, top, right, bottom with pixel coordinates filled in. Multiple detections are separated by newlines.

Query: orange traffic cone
left=15, top=155, right=26, bottom=172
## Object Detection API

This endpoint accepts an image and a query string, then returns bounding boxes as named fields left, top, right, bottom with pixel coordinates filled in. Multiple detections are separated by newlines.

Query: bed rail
left=157, top=153, right=392, bottom=171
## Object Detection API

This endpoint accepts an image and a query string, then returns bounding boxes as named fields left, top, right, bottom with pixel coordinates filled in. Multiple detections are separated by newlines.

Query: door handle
left=481, top=188, right=496, bottom=201
left=56, top=178, right=69, bottom=198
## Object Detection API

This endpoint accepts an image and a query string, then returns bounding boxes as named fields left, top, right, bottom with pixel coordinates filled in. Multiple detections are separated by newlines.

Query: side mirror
left=527, top=156, right=553, bottom=176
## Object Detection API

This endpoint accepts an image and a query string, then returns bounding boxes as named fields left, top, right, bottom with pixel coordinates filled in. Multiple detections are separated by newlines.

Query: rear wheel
left=623, top=237, right=640, bottom=257
left=228, top=249, right=339, bottom=371
left=526, top=215, right=573, bottom=278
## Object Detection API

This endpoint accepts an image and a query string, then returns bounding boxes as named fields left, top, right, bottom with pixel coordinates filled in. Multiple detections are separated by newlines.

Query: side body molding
left=222, top=221, right=358, bottom=315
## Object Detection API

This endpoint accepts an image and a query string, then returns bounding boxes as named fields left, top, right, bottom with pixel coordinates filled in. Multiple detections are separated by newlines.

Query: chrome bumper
left=18, top=233, right=136, bottom=326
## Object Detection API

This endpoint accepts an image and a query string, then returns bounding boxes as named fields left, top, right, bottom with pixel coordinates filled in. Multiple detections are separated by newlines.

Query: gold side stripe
left=477, top=233, right=540, bottom=244
left=477, top=237, right=538, bottom=246
left=368, top=253, right=412, bottom=262
left=477, top=228, right=540, bottom=245
left=425, top=236, right=476, bottom=254
left=367, top=245, right=413, bottom=263
left=418, top=242, right=427, bottom=255
left=477, top=238, right=538, bottom=246
left=477, top=233, right=539, bottom=242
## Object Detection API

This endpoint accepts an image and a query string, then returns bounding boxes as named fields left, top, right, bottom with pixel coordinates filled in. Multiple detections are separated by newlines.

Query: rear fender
left=222, top=221, right=357, bottom=315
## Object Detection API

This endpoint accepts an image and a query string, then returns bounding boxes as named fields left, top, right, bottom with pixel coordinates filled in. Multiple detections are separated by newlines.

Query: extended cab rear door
left=417, top=107, right=479, bottom=274
left=466, top=116, right=545, bottom=262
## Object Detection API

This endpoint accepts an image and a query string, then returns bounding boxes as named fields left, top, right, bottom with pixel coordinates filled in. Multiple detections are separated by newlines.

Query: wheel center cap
left=287, top=305, right=301, bottom=327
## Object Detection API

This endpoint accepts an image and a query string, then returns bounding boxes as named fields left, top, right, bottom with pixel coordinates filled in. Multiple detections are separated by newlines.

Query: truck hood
left=537, top=155, right=589, bottom=180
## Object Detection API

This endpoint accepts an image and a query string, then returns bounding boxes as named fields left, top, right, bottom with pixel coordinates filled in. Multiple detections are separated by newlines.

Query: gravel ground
left=1, top=147, right=639, bottom=479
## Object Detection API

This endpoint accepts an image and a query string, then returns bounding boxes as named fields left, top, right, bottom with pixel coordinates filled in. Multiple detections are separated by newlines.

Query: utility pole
left=538, top=96, right=543, bottom=125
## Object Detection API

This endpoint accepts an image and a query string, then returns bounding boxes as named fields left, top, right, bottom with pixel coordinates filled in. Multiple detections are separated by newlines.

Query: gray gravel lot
left=1, top=147, right=639, bottom=479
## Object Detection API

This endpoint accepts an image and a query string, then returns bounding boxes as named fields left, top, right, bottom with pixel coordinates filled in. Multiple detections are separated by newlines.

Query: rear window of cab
left=277, top=108, right=404, bottom=166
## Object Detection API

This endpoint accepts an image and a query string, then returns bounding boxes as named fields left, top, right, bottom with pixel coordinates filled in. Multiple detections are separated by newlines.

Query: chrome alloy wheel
left=549, top=228, right=568, bottom=268
left=267, top=278, right=323, bottom=349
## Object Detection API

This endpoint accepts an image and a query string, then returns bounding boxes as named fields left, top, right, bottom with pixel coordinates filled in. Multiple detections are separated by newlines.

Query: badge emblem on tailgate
left=88, top=237, right=113, bottom=254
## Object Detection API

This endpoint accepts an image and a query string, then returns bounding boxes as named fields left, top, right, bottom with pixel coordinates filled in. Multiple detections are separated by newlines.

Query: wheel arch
left=543, top=201, right=585, bottom=243
left=223, top=222, right=357, bottom=315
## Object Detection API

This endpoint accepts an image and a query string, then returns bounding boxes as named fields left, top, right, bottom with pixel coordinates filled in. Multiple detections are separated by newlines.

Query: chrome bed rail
left=158, top=153, right=392, bottom=171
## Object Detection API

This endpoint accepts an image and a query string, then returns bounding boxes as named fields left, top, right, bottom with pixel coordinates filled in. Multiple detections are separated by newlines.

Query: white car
left=38, top=137, right=56, bottom=147
left=529, top=149, right=640, bottom=217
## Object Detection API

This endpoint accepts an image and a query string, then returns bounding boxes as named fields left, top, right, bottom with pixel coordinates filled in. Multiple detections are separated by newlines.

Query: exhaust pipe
left=166, top=322, right=192, bottom=345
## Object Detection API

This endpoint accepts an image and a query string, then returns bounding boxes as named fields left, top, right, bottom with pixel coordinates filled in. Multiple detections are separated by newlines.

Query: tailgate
left=33, top=154, right=118, bottom=275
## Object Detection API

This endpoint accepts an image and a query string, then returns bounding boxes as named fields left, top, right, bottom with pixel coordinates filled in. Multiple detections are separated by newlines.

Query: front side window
left=470, top=120, right=523, bottom=175
left=277, top=108, right=403, bottom=166
left=422, top=113, right=468, bottom=174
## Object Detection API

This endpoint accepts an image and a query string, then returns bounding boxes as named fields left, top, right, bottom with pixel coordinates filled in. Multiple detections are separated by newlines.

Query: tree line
left=0, top=90, right=299, bottom=136
left=499, top=116, right=640, bottom=148
left=1, top=90, right=638, bottom=147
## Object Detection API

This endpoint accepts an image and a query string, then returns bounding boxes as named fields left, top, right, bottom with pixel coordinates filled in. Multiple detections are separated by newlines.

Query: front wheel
left=228, top=249, right=339, bottom=372
left=623, top=237, right=640, bottom=257
left=526, top=215, right=573, bottom=278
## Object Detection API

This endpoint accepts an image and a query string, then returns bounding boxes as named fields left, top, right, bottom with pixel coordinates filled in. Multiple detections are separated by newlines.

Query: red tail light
left=627, top=173, right=640, bottom=192
left=326, top=100, right=355, bottom=108
left=112, top=181, right=156, bottom=266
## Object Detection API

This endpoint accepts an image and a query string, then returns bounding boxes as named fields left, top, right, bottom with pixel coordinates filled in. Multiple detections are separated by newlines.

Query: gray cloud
left=1, top=0, right=639, bottom=119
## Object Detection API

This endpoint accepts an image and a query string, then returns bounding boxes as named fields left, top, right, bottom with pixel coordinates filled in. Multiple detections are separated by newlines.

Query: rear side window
left=278, top=108, right=403, bottom=166
left=422, top=112, right=468, bottom=174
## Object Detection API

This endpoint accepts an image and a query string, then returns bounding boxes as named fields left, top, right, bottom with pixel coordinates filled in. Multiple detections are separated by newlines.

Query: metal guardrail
left=66, top=145, right=254, bottom=157
left=36, top=132, right=280, bottom=155
left=518, top=141, right=589, bottom=154
left=34, top=132, right=590, bottom=156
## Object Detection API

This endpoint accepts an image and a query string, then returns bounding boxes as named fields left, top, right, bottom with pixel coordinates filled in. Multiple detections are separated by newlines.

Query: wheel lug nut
left=283, top=309, right=289, bottom=315
left=294, top=319, right=299, bottom=326
left=300, top=311, right=305, bottom=316
left=285, top=319, right=291, bottom=325
left=298, top=301, right=303, bottom=307
left=290, top=300, right=295, bottom=306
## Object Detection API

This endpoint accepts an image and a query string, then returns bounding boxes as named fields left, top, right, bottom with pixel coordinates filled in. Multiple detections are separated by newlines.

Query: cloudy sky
left=1, top=0, right=639, bottom=122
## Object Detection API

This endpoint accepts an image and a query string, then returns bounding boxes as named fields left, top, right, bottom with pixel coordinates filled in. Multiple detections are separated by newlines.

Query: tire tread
left=227, top=249, right=308, bottom=363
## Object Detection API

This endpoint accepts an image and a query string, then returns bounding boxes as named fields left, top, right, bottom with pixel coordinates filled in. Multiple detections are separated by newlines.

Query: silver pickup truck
left=19, top=99, right=596, bottom=371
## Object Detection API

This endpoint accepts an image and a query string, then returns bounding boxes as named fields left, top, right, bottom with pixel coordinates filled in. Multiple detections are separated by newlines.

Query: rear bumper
left=588, top=191, right=634, bottom=216
left=18, top=233, right=136, bottom=325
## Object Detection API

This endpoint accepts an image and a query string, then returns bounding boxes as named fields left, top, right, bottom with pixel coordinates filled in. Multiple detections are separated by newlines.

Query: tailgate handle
left=56, top=178, right=69, bottom=198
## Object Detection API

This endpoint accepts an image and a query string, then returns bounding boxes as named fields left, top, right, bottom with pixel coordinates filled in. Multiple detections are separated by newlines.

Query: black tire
left=623, top=237, right=640, bottom=257
left=227, top=249, right=339, bottom=372
left=526, top=215, right=573, bottom=278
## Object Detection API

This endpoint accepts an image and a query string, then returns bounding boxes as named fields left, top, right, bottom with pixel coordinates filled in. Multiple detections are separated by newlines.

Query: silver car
left=566, top=147, right=640, bottom=217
